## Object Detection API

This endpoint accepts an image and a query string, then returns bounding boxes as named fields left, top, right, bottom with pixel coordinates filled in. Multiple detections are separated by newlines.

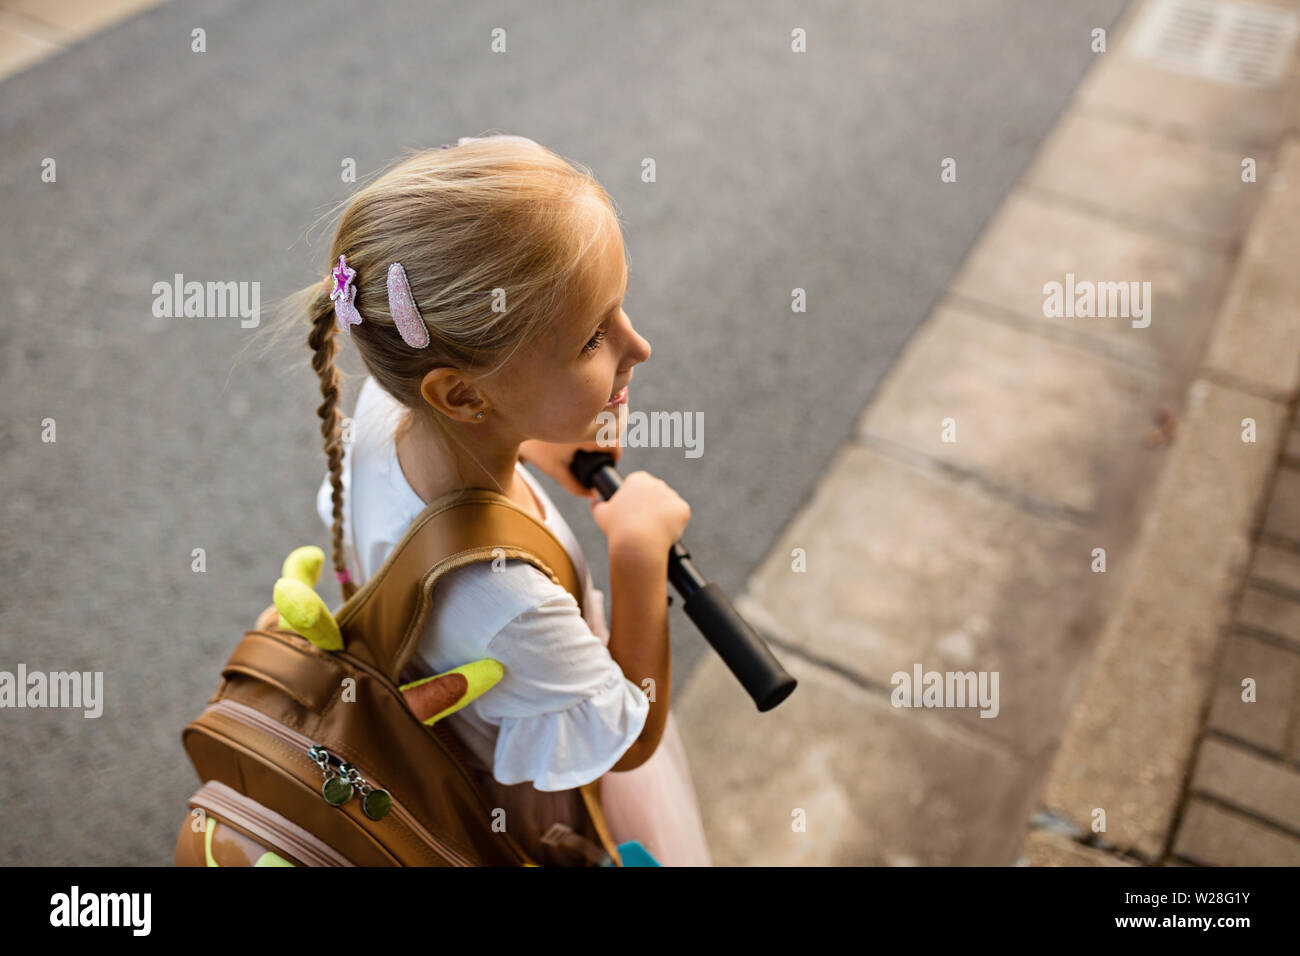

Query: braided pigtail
left=307, top=286, right=358, bottom=601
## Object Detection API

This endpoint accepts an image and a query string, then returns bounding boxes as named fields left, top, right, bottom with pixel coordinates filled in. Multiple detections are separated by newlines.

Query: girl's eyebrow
left=574, top=262, right=629, bottom=353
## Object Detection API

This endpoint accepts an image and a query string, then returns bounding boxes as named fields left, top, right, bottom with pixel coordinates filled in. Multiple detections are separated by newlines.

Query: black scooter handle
left=570, top=450, right=797, bottom=712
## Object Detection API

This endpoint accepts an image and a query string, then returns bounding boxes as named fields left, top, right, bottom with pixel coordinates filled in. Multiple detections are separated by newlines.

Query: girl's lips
left=604, top=385, right=628, bottom=408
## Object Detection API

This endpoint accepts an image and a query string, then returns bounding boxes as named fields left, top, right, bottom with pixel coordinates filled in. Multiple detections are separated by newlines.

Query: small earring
left=475, top=411, right=485, bottom=420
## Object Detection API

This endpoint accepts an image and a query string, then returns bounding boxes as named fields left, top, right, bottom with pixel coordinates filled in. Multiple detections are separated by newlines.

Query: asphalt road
left=0, top=0, right=1127, bottom=863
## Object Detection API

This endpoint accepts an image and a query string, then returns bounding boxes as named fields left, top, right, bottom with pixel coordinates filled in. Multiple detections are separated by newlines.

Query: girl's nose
left=626, top=319, right=651, bottom=364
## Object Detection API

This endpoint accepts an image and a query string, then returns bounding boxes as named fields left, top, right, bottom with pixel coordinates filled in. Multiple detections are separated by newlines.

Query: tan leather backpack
left=173, top=487, right=626, bottom=867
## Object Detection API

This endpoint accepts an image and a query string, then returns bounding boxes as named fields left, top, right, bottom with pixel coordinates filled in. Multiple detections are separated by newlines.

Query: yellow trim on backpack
left=254, top=851, right=294, bottom=867
left=204, top=818, right=218, bottom=867
left=205, top=817, right=295, bottom=867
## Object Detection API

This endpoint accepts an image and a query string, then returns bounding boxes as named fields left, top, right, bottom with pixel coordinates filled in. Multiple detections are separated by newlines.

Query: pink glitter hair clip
left=386, top=262, right=430, bottom=349
left=330, top=255, right=362, bottom=334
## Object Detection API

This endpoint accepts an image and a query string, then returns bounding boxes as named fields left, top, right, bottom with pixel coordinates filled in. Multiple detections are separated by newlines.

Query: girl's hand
left=517, top=439, right=623, bottom=500
left=589, top=470, right=690, bottom=555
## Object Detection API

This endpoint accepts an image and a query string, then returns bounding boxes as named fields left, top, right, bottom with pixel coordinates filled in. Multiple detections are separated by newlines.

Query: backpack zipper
left=223, top=623, right=534, bottom=865
left=203, top=697, right=475, bottom=866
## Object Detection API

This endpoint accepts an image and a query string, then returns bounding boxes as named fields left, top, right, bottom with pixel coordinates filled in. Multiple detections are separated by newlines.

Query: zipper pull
left=310, top=744, right=354, bottom=806
left=339, top=761, right=393, bottom=821
left=362, top=788, right=393, bottom=821
left=309, top=745, right=392, bottom=820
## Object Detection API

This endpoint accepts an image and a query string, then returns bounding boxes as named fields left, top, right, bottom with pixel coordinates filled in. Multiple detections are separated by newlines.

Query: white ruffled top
left=316, top=376, right=649, bottom=791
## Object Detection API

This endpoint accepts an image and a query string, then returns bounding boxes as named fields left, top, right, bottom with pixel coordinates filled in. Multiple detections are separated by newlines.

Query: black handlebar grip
left=570, top=449, right=619, bottom=493
left=569, top=449, right=797, bottom=712
left=683, top=583, right=797, bottom=711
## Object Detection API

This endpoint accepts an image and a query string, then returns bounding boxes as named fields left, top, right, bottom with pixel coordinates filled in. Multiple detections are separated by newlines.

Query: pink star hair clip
left=330, top=255, right=362, bottom=334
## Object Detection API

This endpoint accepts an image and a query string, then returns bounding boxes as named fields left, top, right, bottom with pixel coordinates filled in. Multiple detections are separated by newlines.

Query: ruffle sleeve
left=475, top=587, right=650, bottom=792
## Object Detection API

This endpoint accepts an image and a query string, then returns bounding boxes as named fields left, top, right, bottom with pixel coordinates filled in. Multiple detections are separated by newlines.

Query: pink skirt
left=581, top=587, right=712, bottom=867
left=599, top=709, right=713, bottom=867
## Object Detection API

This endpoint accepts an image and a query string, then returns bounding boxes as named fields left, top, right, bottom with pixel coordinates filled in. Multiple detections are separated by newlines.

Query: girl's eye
left=582, top=328, right=607, bottom=354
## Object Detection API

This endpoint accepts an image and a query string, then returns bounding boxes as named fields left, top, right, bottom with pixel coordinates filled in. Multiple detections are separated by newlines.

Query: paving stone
left=4, top=0, right=165, bottom=40
left=1205, top=631, right=1300, bottom=752
left=1289, top=690, right=1300, bottom=763
left=1248, top=540, right=1300, bottom=593
left=1021, top=829, right=1135, bottom=866
left=675, top=650, right=1035, bottom=865
left=1074, top=2, right=1300, bottom=149
left=857, top=302, right=1167, bottom=516
left=1040, top=381, right=1288, bottom=860
left=1190, top=736, right=1300, bottom=833
left=0, top=16, right=61, bottom=83
left=1236, top=585, right=1300, bottom=649
left=1262, top=466, right=1300, bottom=542
left=948, top=191, right=1232, bottom=377
left=1173, top=796, right=1300, bottom=866
left=1202, top=137, right=1300, bottom=398
left=1024, top=110, right=1263, bottom=243
left=736, top=443, right=1101, bottom=756
left=1285, top=427, right=1300, bottom=462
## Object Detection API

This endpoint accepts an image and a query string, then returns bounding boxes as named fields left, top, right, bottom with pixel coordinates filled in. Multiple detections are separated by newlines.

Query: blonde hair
left=252, top=136, right=622, bottom=599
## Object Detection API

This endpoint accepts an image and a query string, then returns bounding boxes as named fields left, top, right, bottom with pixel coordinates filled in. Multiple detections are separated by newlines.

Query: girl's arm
left=587, top=471, right=691, bottom=772
left=605, top=534, right=671, bottom=771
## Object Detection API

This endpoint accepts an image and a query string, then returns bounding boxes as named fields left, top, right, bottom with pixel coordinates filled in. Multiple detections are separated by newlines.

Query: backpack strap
left=580, top=780, right=623, bottom=867
left=333, top=487, right=584, bottom=684
left=330, top=483, right=626, bottom=867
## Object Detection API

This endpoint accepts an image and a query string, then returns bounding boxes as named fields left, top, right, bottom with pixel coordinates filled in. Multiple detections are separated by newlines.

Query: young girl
left=288, top=134, right=711, bottom=866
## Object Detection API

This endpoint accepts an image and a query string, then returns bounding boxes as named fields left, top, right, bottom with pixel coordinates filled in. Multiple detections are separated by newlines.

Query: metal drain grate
left=1125, top=0, right=1299, bottom=87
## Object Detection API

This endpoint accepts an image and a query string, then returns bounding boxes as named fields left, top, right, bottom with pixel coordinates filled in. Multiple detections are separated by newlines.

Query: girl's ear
left=418, top=366, right=458, bottom=415
left=420, top=367, right=486, bottom=421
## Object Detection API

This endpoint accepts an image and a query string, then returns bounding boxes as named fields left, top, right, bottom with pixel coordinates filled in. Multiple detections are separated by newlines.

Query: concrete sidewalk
left=1032, top=129, right=1300, bottom=867
left=0, top=0, right=167, bottom=81
left=677, top=0, right=1300, bottom=865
